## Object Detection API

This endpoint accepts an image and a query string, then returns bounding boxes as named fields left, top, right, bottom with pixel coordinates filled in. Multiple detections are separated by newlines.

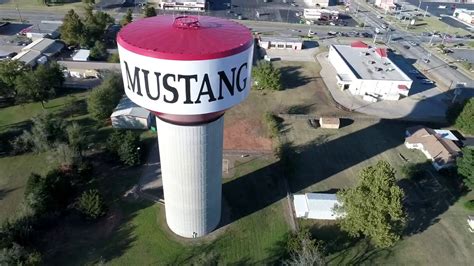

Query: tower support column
left=156, top=116, right=224, bottom=238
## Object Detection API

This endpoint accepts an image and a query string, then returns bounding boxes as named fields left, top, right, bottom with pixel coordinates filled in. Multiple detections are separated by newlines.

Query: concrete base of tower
left=156, top=116, right=223, bottom=238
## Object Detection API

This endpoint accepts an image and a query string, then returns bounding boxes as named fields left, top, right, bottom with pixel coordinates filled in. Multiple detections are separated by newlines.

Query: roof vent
left=173, top=16, right=200, bottom=29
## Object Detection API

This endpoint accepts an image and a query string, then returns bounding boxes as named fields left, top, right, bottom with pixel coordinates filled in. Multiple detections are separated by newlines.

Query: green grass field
left=385, top=15, right=470, bottom=36
left=42, top=155, right=291, bottom=265
left=0, top=92, right=89, bottom=222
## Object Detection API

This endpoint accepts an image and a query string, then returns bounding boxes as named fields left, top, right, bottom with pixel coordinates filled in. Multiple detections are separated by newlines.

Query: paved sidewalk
left=317, top=52, right=449, bottom=122
left=138, top=140, right=163, bottom=192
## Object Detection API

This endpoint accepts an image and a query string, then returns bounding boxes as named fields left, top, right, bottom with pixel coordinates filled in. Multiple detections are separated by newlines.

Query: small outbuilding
left=319, top=117, right=340, bottom=129
left=293, top=193, right=343, bottom=220
left=111, top=97, right=152, bottom=130
left=72, top=49, right=90, bottom=61
left=468, top=215, right=474, bottom=233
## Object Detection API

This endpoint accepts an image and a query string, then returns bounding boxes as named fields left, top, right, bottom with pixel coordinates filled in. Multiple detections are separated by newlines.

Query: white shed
left=72, top=49, right=90, bottom=61
left=293, top=193, right=343, bottom=220
left=111, top=97, right=151, bottom=130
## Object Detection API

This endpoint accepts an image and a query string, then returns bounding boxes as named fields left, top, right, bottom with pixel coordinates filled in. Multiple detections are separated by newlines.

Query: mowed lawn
left=285, top=118, right=474, bottom=265
left=44, top=156, right=291, bottom=265
left=0, top=92, right=89, bottom=221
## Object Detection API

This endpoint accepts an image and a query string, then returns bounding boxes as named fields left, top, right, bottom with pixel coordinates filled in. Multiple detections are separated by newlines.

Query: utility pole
left=429, top=34, right=435, bottom=45
left=418, top=0, right=422, bottom=11
left=373, top=33, right=377, bottom=44
left=14, top=0, right=23, bottom=22
left=424, top=6, right=429, bottom=17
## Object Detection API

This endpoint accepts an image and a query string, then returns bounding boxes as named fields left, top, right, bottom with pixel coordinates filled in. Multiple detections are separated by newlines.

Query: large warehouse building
left=328, top=41, right=412, bottom=101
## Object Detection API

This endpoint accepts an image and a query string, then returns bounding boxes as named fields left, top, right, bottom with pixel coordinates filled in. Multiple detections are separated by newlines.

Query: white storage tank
left=117, top=15, right=254, bottom=238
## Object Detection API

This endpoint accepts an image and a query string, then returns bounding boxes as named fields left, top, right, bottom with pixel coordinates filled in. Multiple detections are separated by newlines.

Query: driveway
left=138, top=140, right=162, bottom=192
left=317, top=52, right=450, bottom=122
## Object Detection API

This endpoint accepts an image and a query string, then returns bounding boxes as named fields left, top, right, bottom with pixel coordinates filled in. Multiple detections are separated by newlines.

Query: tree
left=75, top=189, right=106, bottom=220
left=454, top=98, right=474, bottom=135
left=60, top=9, right=85, bottom=46
left=89, top=40, right=108, bottom=61
left=48, top=143, right=81, bottom=169
left=66, top=122, right=86, bottom=155
left=23, top=169, right=73, bottom=214
left=0, top=60, right=29, bottom=98
left=252, top=61, right=282, bottom=91
left=87, top=74, right=123, bottom=120
left=284, top=228, right=326, bottom=266
left=144, top=5, right=157, bottom=17
left=107, top=53, right=120, bottom=63
left=121, top=9, right=133, bottom=26
left=336, top=161, right=406, bottom=248
left=14, top=112, right=66, bottom=153
left=106, top=130, right=141, bottom=166
left=82, top=8, right=114, bottom=48
left=457, top=147, right=474, bottom=189
left=15, top=63, right=64, bottom=108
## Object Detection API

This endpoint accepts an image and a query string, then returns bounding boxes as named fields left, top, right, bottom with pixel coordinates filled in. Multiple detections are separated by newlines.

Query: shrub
left=252, top=61, right=282, bottom=91
left=454, top=98, right=474, bottom=135
left=87, top=74, right=123, bottom=121
left=10, top=133, right=33, bottom=154
left=463, top=200, right=474, bottom=211
left=107, top=53, right=120, bottom=63
left=24, top=169, right=73, bottom=214
left=264, top=112, right=280, bottom=139
left=106, top=130, right=141, bottom=166
left=13, top=113, right=66, bottom=154
left=75, top=189, right=106, bottom=220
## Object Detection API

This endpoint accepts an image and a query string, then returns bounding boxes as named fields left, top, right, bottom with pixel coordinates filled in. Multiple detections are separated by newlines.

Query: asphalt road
left=1, top=3, right=472, bottom=91
left=352, top=0, right=473, bottom=90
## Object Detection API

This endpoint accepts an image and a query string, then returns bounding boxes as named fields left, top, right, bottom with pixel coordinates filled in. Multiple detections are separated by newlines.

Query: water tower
left=117, top=15, right=254, bottom=238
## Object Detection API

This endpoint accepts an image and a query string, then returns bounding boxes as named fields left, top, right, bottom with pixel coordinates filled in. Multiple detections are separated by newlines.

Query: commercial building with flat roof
left=150, top=0, right=206, bottom=11
left=303, top=8, right=339, bottom=21
left=258, top=37, right=303, bottom=50
left=328, top=41, right=412, bottom=101
left=453, top=8, right=474, bottom=24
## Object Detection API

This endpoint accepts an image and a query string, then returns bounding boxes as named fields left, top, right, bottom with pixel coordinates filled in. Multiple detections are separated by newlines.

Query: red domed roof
left=117, top=15, right=253, bottom=61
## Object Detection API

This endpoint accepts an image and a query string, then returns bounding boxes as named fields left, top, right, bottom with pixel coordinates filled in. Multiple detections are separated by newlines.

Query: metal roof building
left=12, top=50, right=42, bottom=66
left=293, top=193, right=343, bottom=220
left=111, top=96, right=151, bottom=129
left=72, top=49, right=90, bottom=61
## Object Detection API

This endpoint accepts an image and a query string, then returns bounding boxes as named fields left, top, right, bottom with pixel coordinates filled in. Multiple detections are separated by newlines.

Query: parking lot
left=451, top=48, right=474, bottom=64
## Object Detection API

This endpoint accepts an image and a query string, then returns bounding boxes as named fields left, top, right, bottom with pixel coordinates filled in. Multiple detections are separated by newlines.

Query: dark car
left=403, top=45, right=410, bottom=49
left=449, top=65, right=458, bottom=70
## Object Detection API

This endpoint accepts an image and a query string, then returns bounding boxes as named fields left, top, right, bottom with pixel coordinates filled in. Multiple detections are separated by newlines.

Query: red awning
left=375, top=48, right=387, bottom=58
left=398, top=85, right=408, bottom=90
left=351, top=41, right=368, bottom=48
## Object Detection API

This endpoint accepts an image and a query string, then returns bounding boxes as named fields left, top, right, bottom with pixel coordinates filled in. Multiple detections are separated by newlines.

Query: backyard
left=284, top=117, right=474, bottom=265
